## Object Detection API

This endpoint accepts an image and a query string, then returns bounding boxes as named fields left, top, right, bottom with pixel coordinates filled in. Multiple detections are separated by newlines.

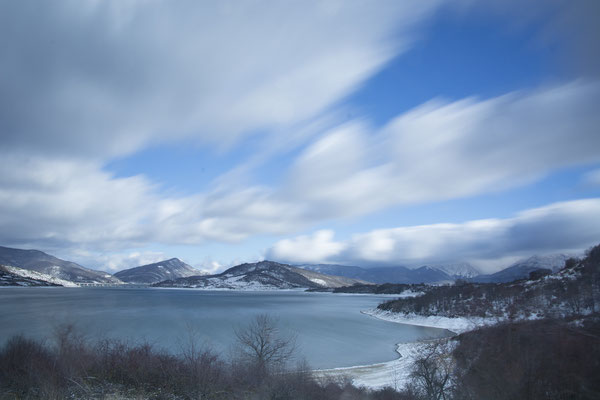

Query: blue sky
left=1, top=0, right=599, bottom=273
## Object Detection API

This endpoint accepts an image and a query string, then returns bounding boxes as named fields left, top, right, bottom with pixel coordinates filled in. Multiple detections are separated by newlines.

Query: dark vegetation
left=378, top=245, right=600, bottom=319
left=451, top=316, right=600, bottom=400
left=0, top=317, right=408, bottom=400
left=382, top=244, right=600, bottom=400
left=309, top=283, right=428, bottom=294
left=390, top=314, right=600, bottom=400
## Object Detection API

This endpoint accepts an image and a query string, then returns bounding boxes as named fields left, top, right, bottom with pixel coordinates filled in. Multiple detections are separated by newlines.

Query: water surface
left=0, top=288, right=451, bottom=368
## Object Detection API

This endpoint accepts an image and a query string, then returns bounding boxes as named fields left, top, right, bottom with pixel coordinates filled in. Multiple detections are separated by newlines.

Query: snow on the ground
left=313, top=308, right=497, bottom=390
left=3, top=265, right=78, bottom=287
left=395, top=290, right=425, bottom=298
left=362, top=309, right=496, bottom=334
left=314, top=340, right=449, bottom=391
left=309, top=278, right=327, bottom=286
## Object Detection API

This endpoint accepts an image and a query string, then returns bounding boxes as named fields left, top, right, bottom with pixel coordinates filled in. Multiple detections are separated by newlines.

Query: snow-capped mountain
left=0, top=264, right=78, bottom=287
left=0, top=246, right=121, bottom=284
left=510, top=254, right=573, bottom=273
left=471, top=254, right=573, bottom=283
left=429, top=263, right=481, bottom=279
left=155, top=260, right=367, bottom=290
left=295, top=264, right=453, bottom=284
left=114, top=258, right=205, bottom=284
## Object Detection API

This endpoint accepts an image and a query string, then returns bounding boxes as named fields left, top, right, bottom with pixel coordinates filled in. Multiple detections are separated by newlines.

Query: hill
left=470, top=254, right=571, bottom=283
left=378, top=246, right=598, bottom=320
left=114, top=258, right=204, bottom=284
left=155, top=260, right=367, bottom=290
left=0, top=246, right=121, bottom=284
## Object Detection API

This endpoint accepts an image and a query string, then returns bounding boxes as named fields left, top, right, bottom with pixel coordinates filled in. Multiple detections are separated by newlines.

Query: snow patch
left=309, top=278, right=327, bottom=286
left=3, top=265, right=78, bottom=287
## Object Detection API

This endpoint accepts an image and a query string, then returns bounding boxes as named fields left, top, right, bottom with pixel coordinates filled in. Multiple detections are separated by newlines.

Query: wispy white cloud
left=66, top=249, right=168, bottom=272
left=0, top=0, right=440, bottom=159
left=283, top=81, right=600, bottom=217
left=268, top=198, right=600, bottom=272
left=1, top=81, right=598, bottom=253
left=1, top=1, right=599, bottom=265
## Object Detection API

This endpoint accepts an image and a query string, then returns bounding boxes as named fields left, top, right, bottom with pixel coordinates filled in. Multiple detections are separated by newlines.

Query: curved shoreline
left=313, top=308, right=493, bottom=389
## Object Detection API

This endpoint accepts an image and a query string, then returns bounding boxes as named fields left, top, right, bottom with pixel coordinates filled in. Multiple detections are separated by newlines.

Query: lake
left=0, top=287, right=451, bottom=368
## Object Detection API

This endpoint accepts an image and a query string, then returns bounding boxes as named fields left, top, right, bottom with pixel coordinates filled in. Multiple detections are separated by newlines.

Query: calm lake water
left=0, top=288, right=451, bottom=368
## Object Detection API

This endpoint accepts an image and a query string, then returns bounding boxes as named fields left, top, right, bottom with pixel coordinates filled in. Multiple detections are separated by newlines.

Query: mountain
left=0, top=264, right=78, bottom=287
left=1, top=265, right=61, bottom=287
left=471, top=254, right=571, bottom=283
left=114, top=258, right=204, bottom=284
left=296, top=264, right=452, bottom=284
left=294, top=264, right=369, bottom=280
left=429, top=262, right=481, bottom=279
left=0, top=246, right=121, bottom=284
left=379, top=244, right=600, bottom=321
left=155, top=260, right=367, bottom=290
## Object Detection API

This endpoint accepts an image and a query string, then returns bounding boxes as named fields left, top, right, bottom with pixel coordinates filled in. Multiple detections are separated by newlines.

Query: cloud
left=582, top=169, right=600, bottom=187
left=285, top=81, right=600, bottom=217
left=267, top=198, right=600, bottom=272
left=66, top=249, right=168, bottom=272
left=268, top=230, right=346, bottom=264
left=1, top=1, right=599, bottom=262
left=0, top=0, right=440, bottom=159
left=1, top=81, right=599, bottom=254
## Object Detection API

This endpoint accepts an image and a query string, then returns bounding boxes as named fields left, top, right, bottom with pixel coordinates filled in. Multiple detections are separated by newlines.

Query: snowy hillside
left=429, top=262, right=481, bottom=278
left=0, top=246, right=122, bottom=284
left=155, top=260, right=366, bottom=290
left=114, top=258, right=205, bottom=284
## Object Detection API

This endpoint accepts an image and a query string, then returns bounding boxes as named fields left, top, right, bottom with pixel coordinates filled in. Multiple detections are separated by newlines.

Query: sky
left=1, top=0, right=599, bottom=274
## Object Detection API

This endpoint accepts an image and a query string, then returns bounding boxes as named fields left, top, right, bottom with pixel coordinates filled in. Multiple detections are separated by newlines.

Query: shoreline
left=314, top=308, right=494, bottom=390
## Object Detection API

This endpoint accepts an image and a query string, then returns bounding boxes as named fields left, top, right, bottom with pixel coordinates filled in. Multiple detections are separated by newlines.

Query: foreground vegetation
left=0, top=318, right=408, bottom=400
left=3, top=315, right=598, bottom=400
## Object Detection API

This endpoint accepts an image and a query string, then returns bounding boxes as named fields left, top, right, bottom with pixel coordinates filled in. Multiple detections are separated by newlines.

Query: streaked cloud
left=268, top=199, right=600, bottom=272
left=0, top=0, right=440, bottom=159
left=0, top=0, right=598, bottom=268
left=1, top=81, right=598, bottom=253
left=285, top=81, right=600, bottom=218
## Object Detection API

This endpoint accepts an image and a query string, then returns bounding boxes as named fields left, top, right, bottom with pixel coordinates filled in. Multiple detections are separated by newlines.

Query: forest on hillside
left=378, top=244, right=600, bottom=320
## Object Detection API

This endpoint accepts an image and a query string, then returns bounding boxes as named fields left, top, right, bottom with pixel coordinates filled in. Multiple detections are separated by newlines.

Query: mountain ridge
left=155, top=260, right=367, bottom=289
left=114, top=258, right=204, bottom=284
left=0, top=246, right=121, bottom=284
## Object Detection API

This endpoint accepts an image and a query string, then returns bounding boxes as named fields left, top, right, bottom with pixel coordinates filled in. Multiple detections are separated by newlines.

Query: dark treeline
left=0, top=317, right=409, bottom=400
left=451, top=316, right=600, bottom=399
left=378, top=244, right=600, bottom=319
left=308, top=283, right=428, bottom=294
left=398, top=315, right=600, bottom=400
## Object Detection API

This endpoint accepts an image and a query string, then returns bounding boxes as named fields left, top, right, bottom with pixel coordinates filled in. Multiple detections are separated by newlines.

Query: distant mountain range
left=295, top=263, right=480, bottom=284
left=0, top=244, right=576, bottom=288
left=470, top=254, right=572, bottom=283
left=114, top=258, right=205, bottom=284
left=0, top=246, right=121, bottom=284
left=155, top=260, right=367, bottom=290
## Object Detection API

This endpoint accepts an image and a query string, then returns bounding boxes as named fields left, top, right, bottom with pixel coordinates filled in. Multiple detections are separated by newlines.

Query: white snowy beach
left=313, top=308, right=496, bottom=390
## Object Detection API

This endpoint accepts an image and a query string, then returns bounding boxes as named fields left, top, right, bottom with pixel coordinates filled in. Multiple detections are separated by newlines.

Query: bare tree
left=234, top=314, right=297, bottom=373
left=410, top=341, right=454, bottom=400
